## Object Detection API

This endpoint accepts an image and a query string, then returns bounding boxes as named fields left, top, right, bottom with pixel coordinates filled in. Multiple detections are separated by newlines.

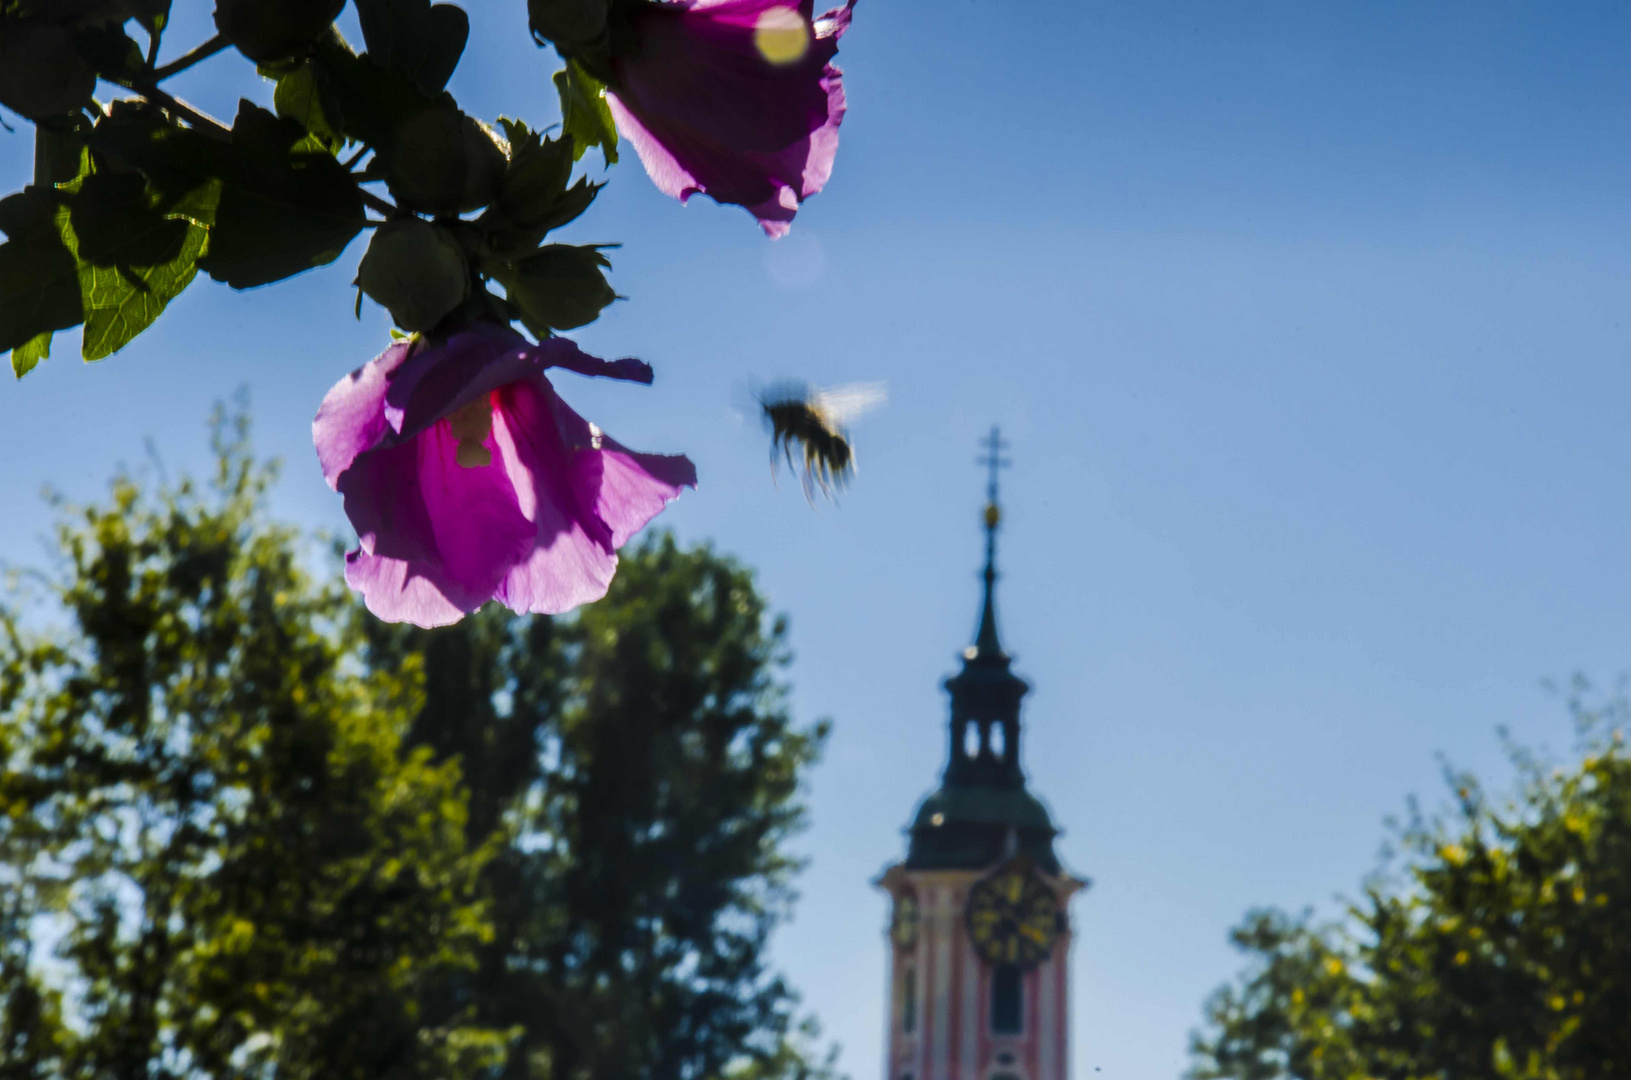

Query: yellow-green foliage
left=1190, top=692, right=1631, bottom=1080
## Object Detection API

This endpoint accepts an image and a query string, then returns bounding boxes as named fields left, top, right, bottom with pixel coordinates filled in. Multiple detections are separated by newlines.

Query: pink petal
left=607, top=91, right=715, bottom=204
left=384, top=326, right=655, bottom=444
left=344, top=550, right=469, bottom=628
left=313, top=338, right=414, bottom=489
left=609, top=0, right=854, bottom=234
left=488, top=379, right=696, bottom=615
left=339, top=416, right=537, bottom=625
left=316, top=327, right=692, bottom=626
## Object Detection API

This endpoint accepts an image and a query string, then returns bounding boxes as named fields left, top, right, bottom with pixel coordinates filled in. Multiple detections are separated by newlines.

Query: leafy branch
left=0, top=0, right=612, bottom=374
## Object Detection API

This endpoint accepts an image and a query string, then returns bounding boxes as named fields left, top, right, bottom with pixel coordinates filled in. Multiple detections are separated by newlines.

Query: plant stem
left=361, top=190, right=397, bottom=217
left=136, top=85, right=232, bottom=141
left=121, top=81, right=393, bottom=220
left=152, top=35, right=229, bottom=81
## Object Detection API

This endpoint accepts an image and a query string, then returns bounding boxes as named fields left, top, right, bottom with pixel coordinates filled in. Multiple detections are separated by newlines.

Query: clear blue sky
left=4, top=2, right=1631, bottom=1077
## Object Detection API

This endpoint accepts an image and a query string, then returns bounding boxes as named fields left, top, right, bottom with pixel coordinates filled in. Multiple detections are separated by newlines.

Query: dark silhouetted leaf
left=0, top=190, right=83, bottom=358
left=419, top=5, right=469, bottom=93
left=91, top=103, right=224, bottom=226
left=92, top=102, right=364, bottom=289
left=201, top=102, right=365, bottom=288
left=70, top=23, right=145, bottom=82
left=353, top=0, right=468, bottom=93
left=479, top=122, right=602, bottom=260
left=311, top=39, right=437, bottom=151
left=133, top=0, right=170, bottom=33
left=68, top=171, right=190, bottom=268
left=499, top=243, right=616, bottom=334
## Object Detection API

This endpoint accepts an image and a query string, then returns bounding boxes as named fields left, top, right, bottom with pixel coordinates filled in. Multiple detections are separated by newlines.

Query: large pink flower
left=607, top=0, right=854, bottom=238
left=314, top=322, right=695, bottom=627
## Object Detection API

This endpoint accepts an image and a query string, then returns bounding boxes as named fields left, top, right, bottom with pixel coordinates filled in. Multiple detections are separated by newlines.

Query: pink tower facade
left=875, top=863, right=1082, bottom=1080
left=875, top=430, right=1085, bottom=1080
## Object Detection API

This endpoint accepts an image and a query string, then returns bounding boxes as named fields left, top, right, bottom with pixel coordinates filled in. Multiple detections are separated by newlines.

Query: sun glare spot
left=754, top=6, right=809, bottom=65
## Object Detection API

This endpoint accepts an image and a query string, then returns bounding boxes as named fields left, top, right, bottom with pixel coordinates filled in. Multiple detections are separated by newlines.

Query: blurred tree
left=0, top=405, right=504, bottom=1080
left=365, top=533, right=837, bottom=1080
left=1189, top=689, right=1631, bottom=1080
left=0, top=407, right=837, bottom=1080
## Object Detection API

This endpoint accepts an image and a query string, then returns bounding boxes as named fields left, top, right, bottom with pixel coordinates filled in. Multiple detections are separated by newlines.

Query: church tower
left=875, top=429, right=1085, bottom=1080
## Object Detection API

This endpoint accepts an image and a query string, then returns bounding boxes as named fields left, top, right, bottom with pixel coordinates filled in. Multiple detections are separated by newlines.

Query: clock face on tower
left=965, top=862, right=1060, bottom=968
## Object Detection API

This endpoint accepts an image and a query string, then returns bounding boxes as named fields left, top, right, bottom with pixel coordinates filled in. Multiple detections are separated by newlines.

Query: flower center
left=448, top=394, right=494, bottom=469
left=754, top=6, right=809, bottom=65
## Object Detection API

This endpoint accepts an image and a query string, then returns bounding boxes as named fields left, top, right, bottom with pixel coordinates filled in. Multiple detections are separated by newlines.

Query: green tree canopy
left=366, top=534, right=836, bottom=1080
left=1189, top=689, right=1631, bottom=1080
left=0, top=410, right=835, bottom=1080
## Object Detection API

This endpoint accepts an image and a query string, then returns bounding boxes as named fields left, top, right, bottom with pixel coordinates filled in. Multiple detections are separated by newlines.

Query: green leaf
left=27, top=147, right=211, bottom=362
left=0, top=191, right=84, bottom=357
left=200, top=102, right=365, bottom=288
left=74, top=224, right=204, bottom=362
left=68, top=172, right=191, bottom=268
left=272, top=60, right=344, bottom=154
left=97, top=101, right=365, bottom=290
left=554, top=61, right=618, bottom=166
left=311, top=40, right=437, bottom=151
left=10, top=331, right=51, bottom=379
left=419, top=4, right=469, bottom=94
left=20, top=0, right=169, bottom=31
left=92, top=104, right=224, bottom=227
left=497, top=243, right=616, bottom=334
left=352, top=0, right=469, bottom=93
left=69, top=23, right=146, bottom=82
left=478, top=122, right=602, bottom=259
left=483, top=178, right=601, bottom=261
left=132, top=0, right=171, bottom=34
left=55, top=169, right=205, bottom=361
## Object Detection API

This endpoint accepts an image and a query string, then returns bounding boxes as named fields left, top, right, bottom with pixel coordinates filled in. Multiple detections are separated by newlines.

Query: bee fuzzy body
left=764, top=399, right=854, bottom=500
left=756, top=381, right=885, bottom=504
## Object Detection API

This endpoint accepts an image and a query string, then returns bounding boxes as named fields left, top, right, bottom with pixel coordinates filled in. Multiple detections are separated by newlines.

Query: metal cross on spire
left=972, top=425, right=1011, bottom=656
left=977, top=424, right=1011, bottom=514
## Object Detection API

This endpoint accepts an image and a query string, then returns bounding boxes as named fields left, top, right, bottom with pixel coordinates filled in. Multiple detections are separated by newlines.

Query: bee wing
left=813, top=382, right=888, bottom=425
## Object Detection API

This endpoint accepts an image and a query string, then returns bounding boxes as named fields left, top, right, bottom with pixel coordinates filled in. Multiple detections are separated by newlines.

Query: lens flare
left=754, top=6, right=809, bottom=65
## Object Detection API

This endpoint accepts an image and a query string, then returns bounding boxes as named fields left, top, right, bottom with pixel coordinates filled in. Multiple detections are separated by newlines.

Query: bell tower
left=875, top=428, right=1085, bottom=1080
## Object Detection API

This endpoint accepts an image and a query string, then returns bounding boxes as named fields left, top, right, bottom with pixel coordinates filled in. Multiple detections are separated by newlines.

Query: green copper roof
left=906, top=783, right=1060, bottom=874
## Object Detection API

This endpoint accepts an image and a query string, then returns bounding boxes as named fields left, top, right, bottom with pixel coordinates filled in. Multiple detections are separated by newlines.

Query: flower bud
left=527, top=0, right=608, bottom=48
left=213, top=0, right=344, bottom=63
left=388, top=110, right=508, bottom=217
left=0, top=22, right=95, bottom=119
left=357, top=219, right=471, bottom=333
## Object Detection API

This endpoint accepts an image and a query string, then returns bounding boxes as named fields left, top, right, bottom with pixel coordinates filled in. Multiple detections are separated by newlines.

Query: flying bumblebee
left=757, top=381, right=887, bottom=503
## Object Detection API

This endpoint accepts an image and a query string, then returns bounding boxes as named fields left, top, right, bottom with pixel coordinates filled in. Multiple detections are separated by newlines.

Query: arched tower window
left=991, top=964, right=1023, bottom=1034
left=901, top=965, right=917, bottom=1033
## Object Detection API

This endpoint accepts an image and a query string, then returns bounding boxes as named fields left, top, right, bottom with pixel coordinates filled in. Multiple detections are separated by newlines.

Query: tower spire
left=974, top=425, right=1010, bottom=657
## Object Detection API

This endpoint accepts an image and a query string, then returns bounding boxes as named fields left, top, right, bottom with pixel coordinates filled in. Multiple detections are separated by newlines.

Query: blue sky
left=4, top=2, right=1631, bottom=1076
